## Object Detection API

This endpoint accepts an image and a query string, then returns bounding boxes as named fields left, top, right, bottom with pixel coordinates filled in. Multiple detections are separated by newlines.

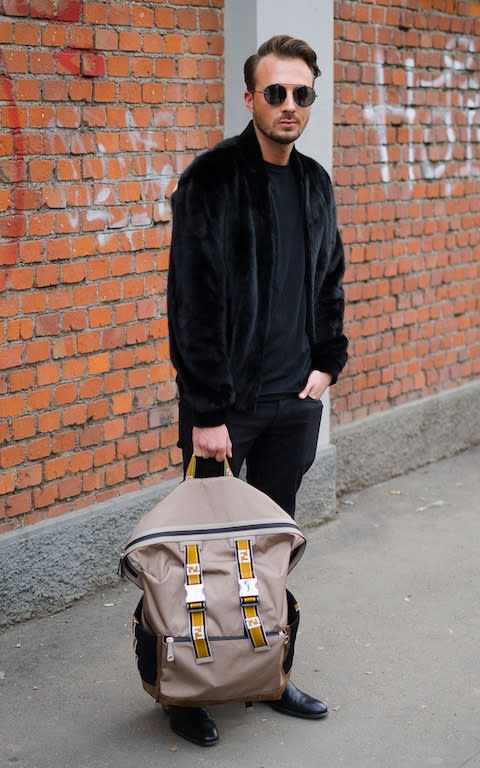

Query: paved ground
left=1, top=446, right=479, bottom=768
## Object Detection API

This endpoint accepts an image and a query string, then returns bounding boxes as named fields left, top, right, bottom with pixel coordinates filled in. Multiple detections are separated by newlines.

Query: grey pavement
left=1, top=446, right=479, bottom=768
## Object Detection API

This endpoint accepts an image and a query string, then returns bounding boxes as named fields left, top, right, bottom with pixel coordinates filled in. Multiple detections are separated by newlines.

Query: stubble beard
left=253, top=113, right=303, bottom=145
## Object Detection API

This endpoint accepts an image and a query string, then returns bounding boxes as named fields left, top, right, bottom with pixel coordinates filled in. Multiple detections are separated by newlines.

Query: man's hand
left=298, top=370, right=332, bottom=401
left=193, top=425, right=232, bottom=462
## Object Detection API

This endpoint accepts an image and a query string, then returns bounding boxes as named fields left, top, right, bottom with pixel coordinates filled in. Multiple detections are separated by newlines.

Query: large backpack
left=119, top=459, right=306, bottom=707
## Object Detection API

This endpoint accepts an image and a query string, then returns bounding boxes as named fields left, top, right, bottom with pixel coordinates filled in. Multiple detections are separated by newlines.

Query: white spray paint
left=51, top=107, right=177, bottom=236
left=363, top=35, right=480, bottom=190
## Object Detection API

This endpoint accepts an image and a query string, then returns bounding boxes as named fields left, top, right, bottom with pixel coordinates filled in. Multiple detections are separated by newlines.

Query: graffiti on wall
left=0, top=0, right=176, bottom=291
left=363, top=35, right=480, bottom=189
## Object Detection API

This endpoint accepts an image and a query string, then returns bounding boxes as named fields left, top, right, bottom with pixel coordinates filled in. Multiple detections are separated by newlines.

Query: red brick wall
left=0, top=0, right=224, bottom=532
left=2, top=0, right=479, bottom=533
left=333, top=0, right=480, bottom=425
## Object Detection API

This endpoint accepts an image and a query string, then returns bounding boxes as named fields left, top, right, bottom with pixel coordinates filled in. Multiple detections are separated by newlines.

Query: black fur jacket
left=167, top=121, right=348, bottom=427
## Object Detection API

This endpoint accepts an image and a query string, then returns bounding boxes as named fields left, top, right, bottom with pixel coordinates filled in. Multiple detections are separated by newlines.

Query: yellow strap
left=186, top=455, right=233, bottom=479
left=235, top=539, right=269, bottom=651
left=184, top=544, right=212, bottom=662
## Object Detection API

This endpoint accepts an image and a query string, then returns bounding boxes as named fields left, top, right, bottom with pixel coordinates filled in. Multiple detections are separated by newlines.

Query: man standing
left=167, top=35, right=348, bottom=746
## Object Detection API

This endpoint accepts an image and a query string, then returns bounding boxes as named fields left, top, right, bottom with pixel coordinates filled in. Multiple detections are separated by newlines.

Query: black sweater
left=167, top=121, right=348, bottom=427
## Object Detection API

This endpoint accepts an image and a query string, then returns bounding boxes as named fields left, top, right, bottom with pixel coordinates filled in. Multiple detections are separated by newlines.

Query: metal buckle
left=238, top=577, right=259, bottom=599
left=184, top=582, right=205, bottom=607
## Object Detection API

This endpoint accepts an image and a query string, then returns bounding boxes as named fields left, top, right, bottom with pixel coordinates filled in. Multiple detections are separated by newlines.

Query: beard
left=252, top=111, right=303, bottom=145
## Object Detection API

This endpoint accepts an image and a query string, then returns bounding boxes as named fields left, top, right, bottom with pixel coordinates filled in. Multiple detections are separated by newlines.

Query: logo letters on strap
left=235, top=539, right=270, bottom=652
left=184, top=543, right=213, bottom=663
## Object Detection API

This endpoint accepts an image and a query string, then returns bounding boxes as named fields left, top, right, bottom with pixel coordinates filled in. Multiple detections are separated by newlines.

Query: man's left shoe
left=268, top=681, right=328, bottom=720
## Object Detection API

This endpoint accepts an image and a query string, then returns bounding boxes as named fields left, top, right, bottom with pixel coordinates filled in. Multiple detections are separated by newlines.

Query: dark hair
left=244, top=35, right=321, bottom=92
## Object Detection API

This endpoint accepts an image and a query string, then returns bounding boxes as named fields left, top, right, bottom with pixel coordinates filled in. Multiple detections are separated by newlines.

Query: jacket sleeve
left=167, top=166, right=234, bottom=427
left=310, top=175, right=349, bottom=384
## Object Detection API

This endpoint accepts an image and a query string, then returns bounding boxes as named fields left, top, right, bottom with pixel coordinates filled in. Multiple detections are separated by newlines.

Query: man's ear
left=244, top=90, right=254, bottom=113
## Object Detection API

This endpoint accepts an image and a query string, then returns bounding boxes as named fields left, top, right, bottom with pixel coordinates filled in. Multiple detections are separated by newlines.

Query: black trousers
left=178, top=396, right=323, bottom=518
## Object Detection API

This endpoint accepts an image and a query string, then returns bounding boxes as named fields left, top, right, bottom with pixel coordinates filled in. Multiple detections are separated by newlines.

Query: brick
left=55, top=49, right=80, bottom=76
left=52, top=431, right=76, bottom=453
left=149, top=451, right=170, bottom=474
left=93, top=444, right=115, bottom=467
left=95, top=28, right=118, bottom=51
left=112, top=392, right=132, bottom=415
left=35, top=314, right=61, bottom=336
left=34, top=483, right=58, bottom=509
left=126, top=412, right=148, bottom=433
left=7, top=318, right=33, bottom=341
left=84, top=2, right=108, bottom=23
left=37, top=362, right=61, bottom=386
left=139, top=431, right=160, bottom=453
left=35, top=264, right=60, bottom=288
left=104, top=418, right=124, bottom=441
left=9, top=368, right=34, bottom=391
left=87, top=399, right=109, bottom=421
left=2, top=49, right=28, bottom=73
left=105, top=462, right=126, bottom=486
left=81, top=52, right=105, bottom=78
left=108, top=1, right=130, bottom=24
left=30, top=51, right=55, bottom=74
left=55, top=383, right=77, bottom=405
left=6, top=490, right=32, bottom=518
left=127, top=456, right=148, bottom=479
left=0, top=443, right=25, bottom=468
left=70, top=451, right=93, bottom=473
left=94, top=82, right=116, bottom=102
left=79, top=424, right=103, bottom=447
left=38, top=411, right=62, bottom=433
left=79, top=378, right=102, bottom=400
left=88, top=306, right=112, bottom=328
left=119, top=31, right=142, bottom=51
left=29, top=212, right=55, bottom=236
left=52, top=336, right=76, bottom=359
left=104, top=371, right=126, bottom=393
left=68, top=27, right=93, bottom=49
left=87, top=352, right=110, bottom=374
left=117, top=436, right=137, bottom=459
left=0, top=214, right=26, bottom=239
left=0, top=472, right=15, bottom=496
left=63, top=263, right=87, bottom=284
left=0, top=344, right=23, bottom=369
left=15, top=77, right=41, bottom=99
left=58, top=476, right=82, bottom=500
left=63, top=404, right=87, bottom=426
left=155, top=7, right=175, bottom=27
left=131, top=5, right=154, bottom=28
left=68, top=80, right=93, bottom=101
left=42, top=24, right=67, bottom=47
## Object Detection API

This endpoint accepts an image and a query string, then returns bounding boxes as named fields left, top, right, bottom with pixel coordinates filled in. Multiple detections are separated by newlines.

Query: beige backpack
left=119, top=459, right=306, bottom=707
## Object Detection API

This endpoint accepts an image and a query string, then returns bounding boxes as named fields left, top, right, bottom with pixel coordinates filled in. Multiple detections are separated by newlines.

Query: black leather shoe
left=165, top=705, right=219, bottom=747
left=268, top=682, right=328, bottom=720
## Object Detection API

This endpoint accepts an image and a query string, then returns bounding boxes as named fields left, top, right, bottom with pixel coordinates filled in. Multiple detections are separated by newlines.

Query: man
left=167, top=34, right=348, bottom=746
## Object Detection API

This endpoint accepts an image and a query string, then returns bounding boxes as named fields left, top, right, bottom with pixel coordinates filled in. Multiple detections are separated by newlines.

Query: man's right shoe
left=164, top=705, right=219, bottom=747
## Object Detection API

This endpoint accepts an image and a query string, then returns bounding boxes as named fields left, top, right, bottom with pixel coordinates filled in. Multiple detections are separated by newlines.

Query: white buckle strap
left=184, top=543, right=213, bottom=663
left=235, top=539, right=269, bottom=652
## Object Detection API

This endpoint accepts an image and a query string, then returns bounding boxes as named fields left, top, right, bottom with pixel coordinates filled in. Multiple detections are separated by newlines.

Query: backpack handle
left=186, top=455, right=233, bottom=479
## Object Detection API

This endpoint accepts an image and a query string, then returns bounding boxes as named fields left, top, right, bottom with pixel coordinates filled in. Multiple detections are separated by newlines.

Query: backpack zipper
left=126, top=520, right=301, bottom=552
left=164, top=630, right=287, bottom=662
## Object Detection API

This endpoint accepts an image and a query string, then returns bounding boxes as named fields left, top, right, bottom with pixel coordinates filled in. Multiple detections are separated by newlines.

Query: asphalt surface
left=1, top=445, right=479, bottom=768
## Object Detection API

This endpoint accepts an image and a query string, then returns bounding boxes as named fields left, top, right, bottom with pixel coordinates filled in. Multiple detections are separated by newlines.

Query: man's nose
left=281, top=89, right=297, bottom=110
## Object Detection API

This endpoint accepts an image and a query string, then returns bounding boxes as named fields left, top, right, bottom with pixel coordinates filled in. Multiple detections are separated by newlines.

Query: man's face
left=244, top=53, right=315, bottom=146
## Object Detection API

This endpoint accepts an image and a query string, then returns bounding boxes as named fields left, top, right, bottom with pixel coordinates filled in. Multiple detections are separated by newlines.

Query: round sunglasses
left=252, top=83, right=317, bottom=108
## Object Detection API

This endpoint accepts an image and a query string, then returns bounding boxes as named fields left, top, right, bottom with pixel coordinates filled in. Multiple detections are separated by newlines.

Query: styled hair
left=244, top=35, right=321, bottom=92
